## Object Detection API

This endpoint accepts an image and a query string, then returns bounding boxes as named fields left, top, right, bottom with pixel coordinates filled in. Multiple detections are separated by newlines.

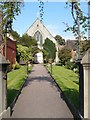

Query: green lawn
left=7, top=65, right=32, bottom=106
left=47, top=65, right=79, bottom=109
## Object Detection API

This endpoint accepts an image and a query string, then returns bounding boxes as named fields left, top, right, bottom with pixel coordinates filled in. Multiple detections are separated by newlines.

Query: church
left=25, top=18, right=59, bottom=63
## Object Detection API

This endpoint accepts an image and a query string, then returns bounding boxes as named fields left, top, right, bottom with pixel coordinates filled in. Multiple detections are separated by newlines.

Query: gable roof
left=25, top=18, right=57, bottom=45
left=26, top=18, right=55, bottom=38
left=25, top=18, right=40, bottom=34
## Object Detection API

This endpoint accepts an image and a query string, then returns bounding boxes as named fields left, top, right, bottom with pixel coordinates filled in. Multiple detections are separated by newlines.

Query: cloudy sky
left=12, top=2, right=88, bottom=40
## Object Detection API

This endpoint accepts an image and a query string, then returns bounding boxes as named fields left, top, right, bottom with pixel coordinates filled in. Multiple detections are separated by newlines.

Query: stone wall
left=0, top=54, right=10, bottom=120
left=0, top=107, right=10, bottom=120
left=81, top=49, right=90, bottom=119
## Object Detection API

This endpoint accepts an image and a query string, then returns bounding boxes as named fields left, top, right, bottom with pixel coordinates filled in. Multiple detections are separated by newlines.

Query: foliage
left=38, top=0, right=44, bottom=22
left=18, top=34, right=37, bottom=47
left=54, top=35, right=65, bottom=45
left=12, top=61, right=21, bottom=70
left=16, top=34, right=39, bottom=63
left=11, top=30, right=20, bottom=41
left=43, top=38, right=56, bottom=62
left=0, top=2, right=23, bottom=36
left=42, top=49, right=49, bottom=63
left=80, top=40, right=90, bottom=54
left=64, top=2, right=88, bottom=40
left=58, top=47, right=71, bottom=65
left=17, top=44, right=32, bottom=63
left=65, top=61, right=78, bottom=71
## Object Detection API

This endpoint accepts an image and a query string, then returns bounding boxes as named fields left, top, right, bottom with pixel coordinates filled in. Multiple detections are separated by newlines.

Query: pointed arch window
left=34, top=31, right=42, bottom=47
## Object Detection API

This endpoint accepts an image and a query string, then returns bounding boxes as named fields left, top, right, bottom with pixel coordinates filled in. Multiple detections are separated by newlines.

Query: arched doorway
left=34, top=52, right=43, bottom=63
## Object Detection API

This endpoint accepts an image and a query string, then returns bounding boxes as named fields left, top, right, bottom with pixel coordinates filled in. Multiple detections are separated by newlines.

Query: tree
left=64, top=1, right=90, bottom=60
left=0, top=2, right=23, bottom=36
left=17, top=34, right=38, bottom=62
left=11, top=30, right=20, bottom=41
left=59, top=47, right=71, bottom=65
left=80, top=40, right=90, bottom=54
left=64, top=2, right=88, bottom=39
left=55, top=35, right=65, bottom=45
left=43, top=38, right=56, bottom=62
left=19, top=34, right=37, bottom=47
left=17, top=44, right=32, bottom=63
left=42, top=49, right=49, bottom=63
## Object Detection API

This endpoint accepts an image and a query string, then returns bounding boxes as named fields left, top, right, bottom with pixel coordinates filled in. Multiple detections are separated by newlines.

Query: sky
left=12, top=2, right=88, bottom=41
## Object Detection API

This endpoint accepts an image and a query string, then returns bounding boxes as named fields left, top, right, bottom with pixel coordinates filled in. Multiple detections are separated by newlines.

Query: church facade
left=26, top=18, right=59, bottom=63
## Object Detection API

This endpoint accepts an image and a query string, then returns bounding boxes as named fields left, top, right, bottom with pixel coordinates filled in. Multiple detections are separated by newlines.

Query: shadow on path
left=11, top=64, right=73, bottom=118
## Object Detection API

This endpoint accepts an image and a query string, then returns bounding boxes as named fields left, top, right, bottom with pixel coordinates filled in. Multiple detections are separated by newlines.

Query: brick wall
left=3, top=37, right=16, bottom=64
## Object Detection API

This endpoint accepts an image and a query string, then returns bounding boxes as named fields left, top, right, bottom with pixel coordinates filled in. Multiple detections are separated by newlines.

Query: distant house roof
left=58, top=45, right=65, bottom=50
left=66, top=39, right=76, bottom=50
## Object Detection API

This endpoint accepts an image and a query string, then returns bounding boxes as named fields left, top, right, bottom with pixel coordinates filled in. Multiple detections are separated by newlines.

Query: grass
left=7, top=65, right=32, bottom=106
left=47, top=65, right=79, bottom=109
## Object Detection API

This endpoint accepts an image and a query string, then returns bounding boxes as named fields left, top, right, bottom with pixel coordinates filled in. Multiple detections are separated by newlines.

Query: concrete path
left=11, top=64, right=73, bottom=118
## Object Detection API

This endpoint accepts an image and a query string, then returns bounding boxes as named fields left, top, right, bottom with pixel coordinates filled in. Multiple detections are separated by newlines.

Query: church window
left=34, top=31, right=42, bottom=47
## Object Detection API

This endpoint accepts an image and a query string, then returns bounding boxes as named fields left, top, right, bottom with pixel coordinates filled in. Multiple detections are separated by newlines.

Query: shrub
left=12, top=64, right=16, bottom=70
left=65, top=61, right=74, bottom=70
left=43, top=38, right=56, bottom=62
left=55, top=62, right=62, bottom=66
left=65, top=61, right=78, bottom=71
left=73, top=68, right=79, bottom=74
left=58, top=47, right=71, bottom=66
left=12, top=61, right=21, bottom=70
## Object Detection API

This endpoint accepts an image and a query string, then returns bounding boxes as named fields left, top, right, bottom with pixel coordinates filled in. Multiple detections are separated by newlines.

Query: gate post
left=77, top=61, right=84, bottom=117
left=81, top=49, right=90, bottom=118
left=0, top=53, right=10, bottom=119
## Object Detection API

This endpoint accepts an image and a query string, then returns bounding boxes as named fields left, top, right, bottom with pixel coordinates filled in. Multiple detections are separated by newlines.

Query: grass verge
left=47, top=65, right=79, bottom=109
left=7, top=65, right=32, bottom=106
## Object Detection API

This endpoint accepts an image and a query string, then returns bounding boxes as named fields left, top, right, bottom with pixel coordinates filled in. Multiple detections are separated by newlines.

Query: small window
left=37, top=24, right=39, bottom=27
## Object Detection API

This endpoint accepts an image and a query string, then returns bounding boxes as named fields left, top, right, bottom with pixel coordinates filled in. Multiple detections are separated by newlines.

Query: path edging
left=10, top=76, right=29, bottom=115
left=45, top=65, right=83, bottom=119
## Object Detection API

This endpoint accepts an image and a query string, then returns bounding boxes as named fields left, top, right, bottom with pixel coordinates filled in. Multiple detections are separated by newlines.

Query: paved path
left=11, top=64, right=73, bottom=118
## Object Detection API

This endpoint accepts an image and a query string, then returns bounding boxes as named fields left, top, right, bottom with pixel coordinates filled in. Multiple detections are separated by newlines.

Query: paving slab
left=11, top=64, right=73, bottom=118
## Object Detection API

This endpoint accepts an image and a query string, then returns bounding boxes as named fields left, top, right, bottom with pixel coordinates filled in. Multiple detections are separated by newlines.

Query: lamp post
left=49, top=58, right=52, bottom=75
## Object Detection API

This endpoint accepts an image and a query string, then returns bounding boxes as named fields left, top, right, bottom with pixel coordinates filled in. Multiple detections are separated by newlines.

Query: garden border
left=45, top=65, right=83, bottom=119
left=9, top=76, right=28, bottom=116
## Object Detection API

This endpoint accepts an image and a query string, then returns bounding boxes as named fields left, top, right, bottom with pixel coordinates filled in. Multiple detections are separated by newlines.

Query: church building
left=25, top=18, right=59, bottom=63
